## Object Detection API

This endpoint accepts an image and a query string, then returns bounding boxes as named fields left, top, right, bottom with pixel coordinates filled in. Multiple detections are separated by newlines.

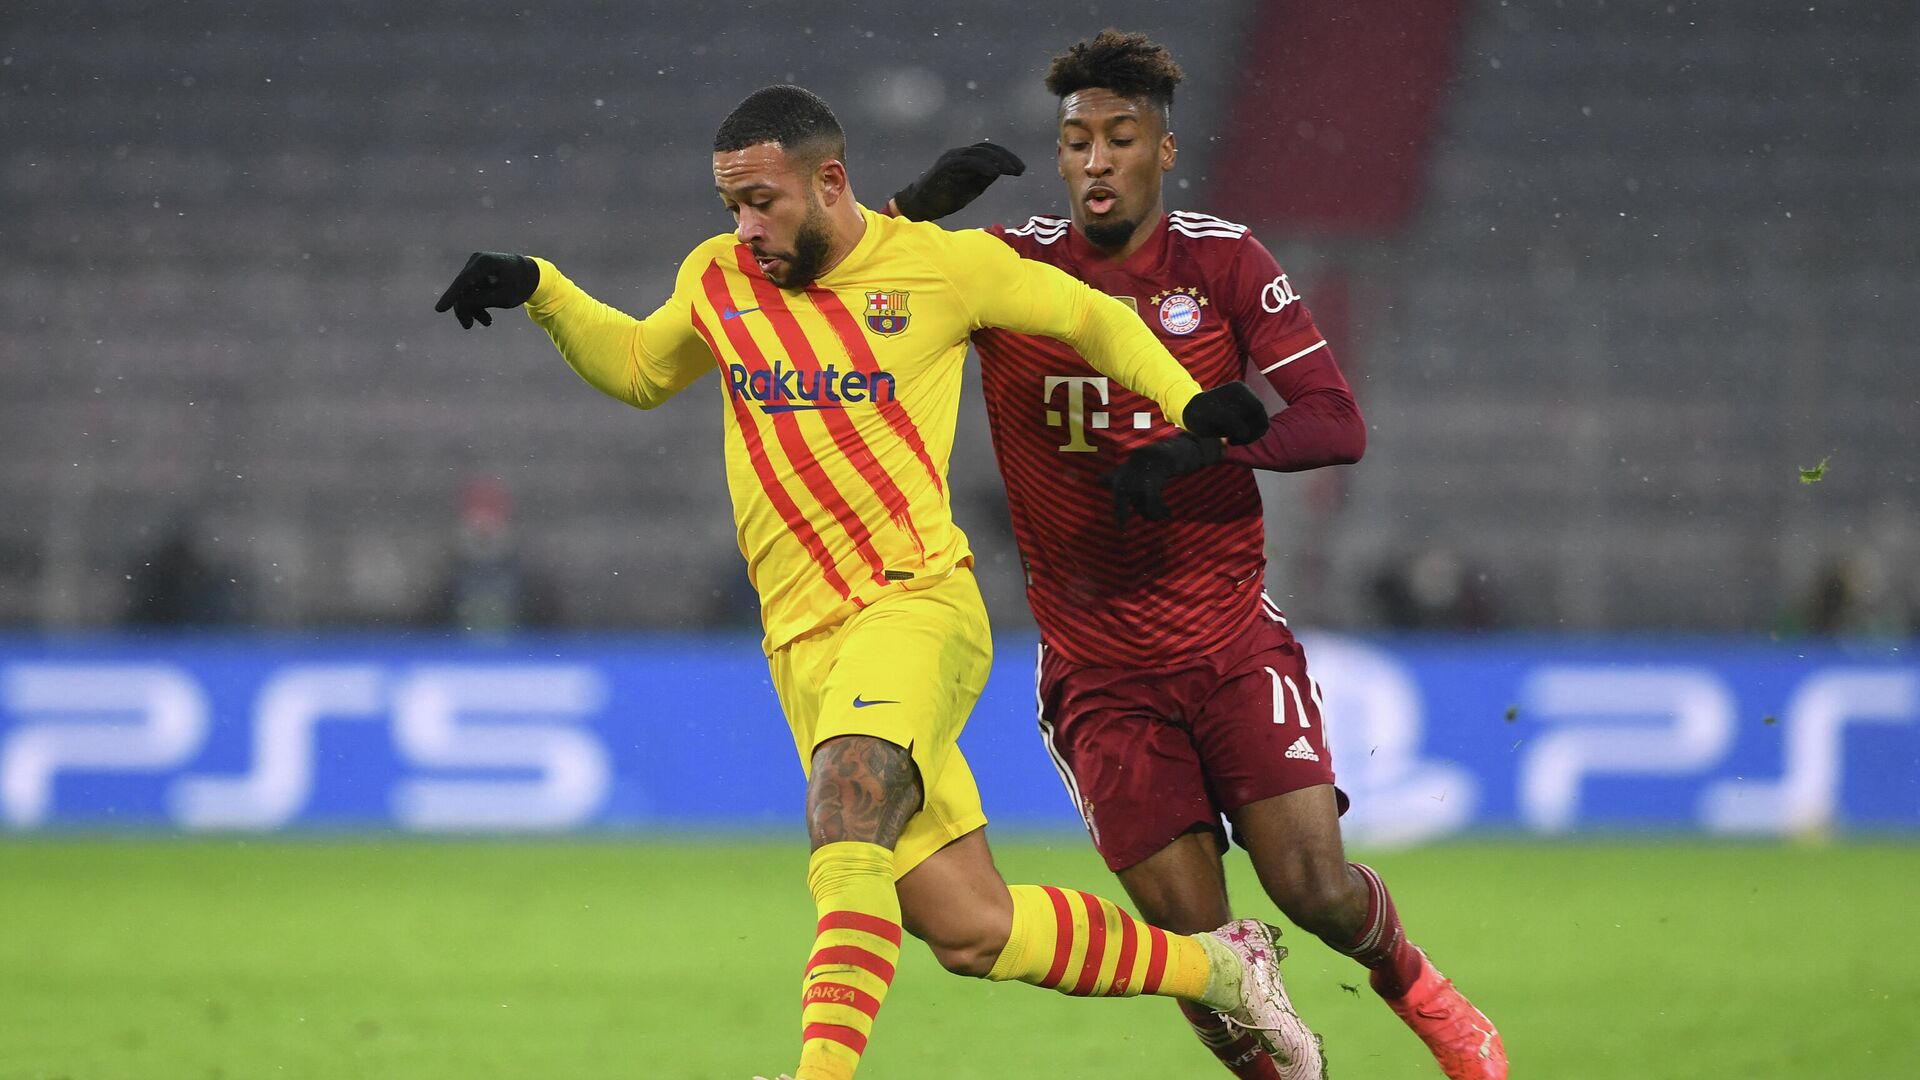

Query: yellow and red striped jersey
left=526, top=206, right=1206, bottom=653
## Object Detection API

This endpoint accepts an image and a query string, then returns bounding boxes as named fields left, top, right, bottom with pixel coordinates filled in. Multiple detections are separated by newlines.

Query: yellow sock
left=795, top=842, right=901, bottom=1080
left=985, top=884, right=1240, bottom=1011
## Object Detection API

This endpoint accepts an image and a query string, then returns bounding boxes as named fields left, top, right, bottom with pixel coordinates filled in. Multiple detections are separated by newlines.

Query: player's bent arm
left=524, top=257, right=710, bottom=410
left=1222, top=332, right=1366, bottom=471
left=1222, top=377, right=1367, bottom=472
left=1215, top=234, right=1366, bottom=468
left=945, top=231, right=1203, bottom=425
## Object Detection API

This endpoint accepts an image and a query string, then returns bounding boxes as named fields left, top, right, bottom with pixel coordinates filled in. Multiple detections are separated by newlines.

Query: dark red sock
left=1179, top=999, right=1282, bottom=1079
left=1333, top=862, right=1425, bottom=999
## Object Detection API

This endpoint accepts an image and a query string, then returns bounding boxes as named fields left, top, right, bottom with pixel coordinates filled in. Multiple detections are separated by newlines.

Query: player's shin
left=796, top=842, right=901, bottom=1080
left=983, top=884, right=1243, bottom=1011
left=1330, top=862, right=1422, bottom=998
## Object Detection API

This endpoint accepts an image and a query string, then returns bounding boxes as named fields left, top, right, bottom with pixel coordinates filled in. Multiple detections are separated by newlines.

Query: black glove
left=1101, top=432, right=1224, bottom=526
left=434, top=252, right=541, bottom=329
left=890, top=142, right=1026, bottom=222
left=1181, top=381, right=1270, bottom=445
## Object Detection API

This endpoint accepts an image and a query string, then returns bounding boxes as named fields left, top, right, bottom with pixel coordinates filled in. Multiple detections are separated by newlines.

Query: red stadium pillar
left=1212, top=0, right=1470, bottom=235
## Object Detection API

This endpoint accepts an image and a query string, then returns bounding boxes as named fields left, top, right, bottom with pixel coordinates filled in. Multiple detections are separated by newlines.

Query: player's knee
left=805, top=735, right=923, bottom=849
left=927, top=936, right=1003, bottom=979
left=1128, top=878, right=1230, bottom=934
left=1115, top=835, right=1233, bottom=932
left=1270, top=863, right=1362, bottom=937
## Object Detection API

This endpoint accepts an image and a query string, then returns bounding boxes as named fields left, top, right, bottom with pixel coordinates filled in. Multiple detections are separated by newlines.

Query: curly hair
left=1044, top=29, right=1184, bottom=120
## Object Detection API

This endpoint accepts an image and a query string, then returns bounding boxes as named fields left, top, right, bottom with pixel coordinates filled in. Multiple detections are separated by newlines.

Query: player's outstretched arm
left=434, top=251, right=540, bottom=329
left=945, top=228, right=1268, bottom=442
left=887, top=142, right=1025, bottom=221
left=435, top=250, right=711, bottom=410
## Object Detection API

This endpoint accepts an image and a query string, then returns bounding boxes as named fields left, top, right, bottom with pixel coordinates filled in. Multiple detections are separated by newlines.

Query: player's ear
left=1056, top=137, right=1069, bottom=181
left=1160, top=131, right=1178, bottom=172
left=816, top=158, right=849, bottom=206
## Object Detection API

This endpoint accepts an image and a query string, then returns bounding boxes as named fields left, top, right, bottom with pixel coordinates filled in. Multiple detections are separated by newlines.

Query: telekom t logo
left=1042, top=376, right=1158, bottom=453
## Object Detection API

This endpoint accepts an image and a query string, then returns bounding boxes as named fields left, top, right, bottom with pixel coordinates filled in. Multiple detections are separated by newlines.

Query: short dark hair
left=1045, top=29, right=1184, bottom=124
left=713, top=84, right=847, bottom=168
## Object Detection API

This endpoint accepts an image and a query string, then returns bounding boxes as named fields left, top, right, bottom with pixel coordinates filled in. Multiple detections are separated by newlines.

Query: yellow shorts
left=768, top=565, right=993, bottom=879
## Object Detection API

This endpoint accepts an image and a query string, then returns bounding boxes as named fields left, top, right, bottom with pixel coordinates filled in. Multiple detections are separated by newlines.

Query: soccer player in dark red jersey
left=961, top=30, right=1508, bottom=1080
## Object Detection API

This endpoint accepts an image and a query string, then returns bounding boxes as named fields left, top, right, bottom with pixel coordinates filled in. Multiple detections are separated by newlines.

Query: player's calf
left=893, top=816, right=1320, bottom=1073
left=1325, top=862, right=1422, bottom=997
left=792, top=737, right=924, bottom=1079
left=901, top=843, right=1263, bottom=1012
left=1328, top=864, right=1506, bottom=1078
left=905, top=894, right=1013, bottom=978
left=796, top=842, right=902, bottom=1080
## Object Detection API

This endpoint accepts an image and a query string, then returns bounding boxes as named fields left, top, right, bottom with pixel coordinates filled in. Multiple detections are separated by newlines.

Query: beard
left=1082, top=215, right=1141, bottom=250
left=767, top=196, right=835, bottom=288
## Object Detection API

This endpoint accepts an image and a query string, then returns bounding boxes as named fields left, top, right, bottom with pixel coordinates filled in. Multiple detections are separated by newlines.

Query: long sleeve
left=943, top=229, right=1204, bottom=427
left=1224, top=356, right=1367, bottom=470
left=523, top=256, right=714, bottom=410
left=1212, top=235, right=1366, bottom=471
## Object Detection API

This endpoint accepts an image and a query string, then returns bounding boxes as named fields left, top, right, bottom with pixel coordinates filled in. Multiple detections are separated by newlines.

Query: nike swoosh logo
left=852, top=696, right=900, bottom=709
left=721, top=305, right=761, bottom=321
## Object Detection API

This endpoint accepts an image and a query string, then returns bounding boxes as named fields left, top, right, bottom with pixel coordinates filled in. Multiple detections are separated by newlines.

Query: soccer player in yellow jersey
left=435, top=84, right=1325, bottom=1080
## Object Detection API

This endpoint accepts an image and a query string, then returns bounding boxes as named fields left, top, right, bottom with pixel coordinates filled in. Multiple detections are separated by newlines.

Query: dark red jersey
left=973, top=210, right=1364, bottom=668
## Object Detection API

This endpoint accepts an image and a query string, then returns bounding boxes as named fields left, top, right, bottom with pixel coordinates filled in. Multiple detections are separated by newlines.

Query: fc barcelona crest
left=865, top=290, right=911, bottom=335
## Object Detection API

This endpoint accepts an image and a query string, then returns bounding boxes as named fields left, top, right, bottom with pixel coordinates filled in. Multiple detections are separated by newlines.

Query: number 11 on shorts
left=1264, top=665, right=1314, bottom=728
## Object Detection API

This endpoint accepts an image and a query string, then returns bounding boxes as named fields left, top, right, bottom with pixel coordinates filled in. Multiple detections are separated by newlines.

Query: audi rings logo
left=1261, top=273, right=1302, bottom=314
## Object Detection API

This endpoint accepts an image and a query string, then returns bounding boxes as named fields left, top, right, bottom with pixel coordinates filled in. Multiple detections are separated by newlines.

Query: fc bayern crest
left=865, top=290, right=911, bottom=335
left=1156, top=291, right=1203, bottom=335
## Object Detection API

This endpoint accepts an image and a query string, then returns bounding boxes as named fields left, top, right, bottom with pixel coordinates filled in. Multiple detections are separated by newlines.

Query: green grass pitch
left=2, top=837, right=1915, bottom=1079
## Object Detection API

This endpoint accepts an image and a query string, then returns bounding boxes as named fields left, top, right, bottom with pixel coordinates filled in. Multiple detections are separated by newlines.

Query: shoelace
left=1217, top=1009, right=1283, bottom=1036
left=1474, top=1026, right=1496, bottom=1060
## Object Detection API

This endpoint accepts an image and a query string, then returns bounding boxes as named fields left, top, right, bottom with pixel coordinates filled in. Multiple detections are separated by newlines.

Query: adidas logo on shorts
left=1284, top=736, right=1320, bottom=762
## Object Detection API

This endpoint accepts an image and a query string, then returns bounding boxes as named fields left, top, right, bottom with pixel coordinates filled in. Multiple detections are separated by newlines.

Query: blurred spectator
left=0, top=537, right=42, bottom=626
left=1796, top=551, right=1912, bottom=638
left=429, top=476, right=557, bottom=632
left=1370, top=546, right=1499, bottom=631
left=123, top=515, right=246, bottom=627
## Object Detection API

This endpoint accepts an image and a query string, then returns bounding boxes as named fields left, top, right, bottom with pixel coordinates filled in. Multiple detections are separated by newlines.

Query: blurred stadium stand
left=2, top=0, right=1913, bottom=634
left=1229, top=0, right=1918, bottom=632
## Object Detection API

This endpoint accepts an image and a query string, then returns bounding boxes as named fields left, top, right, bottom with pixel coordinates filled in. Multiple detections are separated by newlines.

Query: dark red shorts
left=1035, top=601, right=1343, bottom=872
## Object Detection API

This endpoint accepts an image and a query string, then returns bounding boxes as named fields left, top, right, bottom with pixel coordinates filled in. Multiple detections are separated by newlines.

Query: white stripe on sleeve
left=1258, top=338, right=1327, bottom=374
